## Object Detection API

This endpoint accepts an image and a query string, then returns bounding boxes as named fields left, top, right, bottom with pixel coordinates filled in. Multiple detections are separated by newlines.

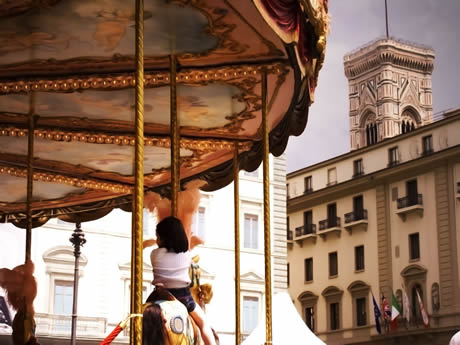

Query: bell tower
left=344, top=38, right=435, bottom=150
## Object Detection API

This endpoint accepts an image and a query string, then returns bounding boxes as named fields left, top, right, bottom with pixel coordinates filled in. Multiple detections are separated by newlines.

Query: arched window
left=366, top=123, right=378, bottom=146
left=401, top=108, right=420, bottom=134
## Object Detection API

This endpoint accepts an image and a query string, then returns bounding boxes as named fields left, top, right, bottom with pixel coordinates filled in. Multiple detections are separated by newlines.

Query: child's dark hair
left=156, top=216, right=188, bottom=253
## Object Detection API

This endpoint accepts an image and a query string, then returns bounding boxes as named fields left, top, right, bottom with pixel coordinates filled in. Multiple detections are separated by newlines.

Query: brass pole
left=25, top=93, right=35, bottom=262
left=131, top=0, right=144, bottom=343
left=262, top=70, right=272, bottom=345
left=170, top=54, right=179, bottom=216
left=233, top=143, right=241, bottom=345
left=25, top=91, right=35, bottom=345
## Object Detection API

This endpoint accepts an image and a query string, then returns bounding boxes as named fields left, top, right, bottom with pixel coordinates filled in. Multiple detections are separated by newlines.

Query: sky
left=286, top=0, right=460, bottom=173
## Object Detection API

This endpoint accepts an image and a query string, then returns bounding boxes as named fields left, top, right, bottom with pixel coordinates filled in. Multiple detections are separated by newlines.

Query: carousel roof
left=0, top=0, right=328, bottom=225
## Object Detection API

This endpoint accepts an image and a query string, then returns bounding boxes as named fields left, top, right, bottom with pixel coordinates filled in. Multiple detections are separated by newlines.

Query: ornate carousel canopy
left=0, top=0, right=328, bottom=225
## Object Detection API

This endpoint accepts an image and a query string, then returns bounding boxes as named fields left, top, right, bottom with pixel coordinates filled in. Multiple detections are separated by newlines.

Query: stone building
left=286, top=37, right=460, bottom=345
left=0, top=156, right=287, bottom=345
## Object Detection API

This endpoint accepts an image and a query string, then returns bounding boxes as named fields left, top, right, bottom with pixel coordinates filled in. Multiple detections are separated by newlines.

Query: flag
left=391, top=292, right=401, bottom=330
left=416, top=289, right=429, bottom=327
left=372, top=293, right=382, bottom=334
left=402, top=287, right=410, bottom=323
left=382, top=295, right=391, bottom=320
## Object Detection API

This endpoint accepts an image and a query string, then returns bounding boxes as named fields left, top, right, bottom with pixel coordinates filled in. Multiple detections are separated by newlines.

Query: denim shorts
left=167, top=287, right=196, bottom=313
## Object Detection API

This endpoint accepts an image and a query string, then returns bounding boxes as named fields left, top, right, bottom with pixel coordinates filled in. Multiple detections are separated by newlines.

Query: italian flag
left=391, top=292, right=401, bottom=330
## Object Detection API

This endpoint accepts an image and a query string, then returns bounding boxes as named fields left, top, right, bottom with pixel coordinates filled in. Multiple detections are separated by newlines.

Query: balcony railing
left=319, top=217, right=341, bottom=230
left=397, top=194, right=423, bottom=209
left=304, top=188, right=313, bottom=195
left=295, top=224, right=316, bottom=237
left=287, top=230, right=293, bottom=241
left=457, top=182, right=460, bottom=194
left=352, top=170, right=364, bottom=178
left=422, top=148, right=434, bottom=156
left=388, top=159, right=400, bottom=167
left=35, top=313, right=107, bottom=337
left=344, top=209, right=368, bottom=223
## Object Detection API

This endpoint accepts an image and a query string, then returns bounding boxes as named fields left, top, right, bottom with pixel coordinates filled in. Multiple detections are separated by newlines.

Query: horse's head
left=143, top=287, right=201, bottom=345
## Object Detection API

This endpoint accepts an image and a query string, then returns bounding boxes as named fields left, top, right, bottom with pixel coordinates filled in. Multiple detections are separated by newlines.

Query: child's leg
left=189, top=304, right=217, bottom=345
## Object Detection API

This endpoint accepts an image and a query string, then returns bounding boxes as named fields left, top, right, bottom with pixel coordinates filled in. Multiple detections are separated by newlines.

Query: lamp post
left=69, top=222, right=86, bottom=345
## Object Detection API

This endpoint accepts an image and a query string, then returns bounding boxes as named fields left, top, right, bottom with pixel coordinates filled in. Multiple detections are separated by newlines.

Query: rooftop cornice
left=287, top=108, right=460, bottom=178
left=343, top=37, right=435, bottom=78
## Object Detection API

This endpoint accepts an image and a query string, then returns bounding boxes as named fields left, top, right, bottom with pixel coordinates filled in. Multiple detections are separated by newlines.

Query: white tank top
left=150, top=247, right=191, bottom=288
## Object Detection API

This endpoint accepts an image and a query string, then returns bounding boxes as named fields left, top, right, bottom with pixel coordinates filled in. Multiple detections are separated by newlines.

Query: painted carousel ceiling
left=0, top=0, right=329, bottom=224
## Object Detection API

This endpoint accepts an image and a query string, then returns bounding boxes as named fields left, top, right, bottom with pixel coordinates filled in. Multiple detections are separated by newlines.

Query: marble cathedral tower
left=344, top=38, right=435, bottom=150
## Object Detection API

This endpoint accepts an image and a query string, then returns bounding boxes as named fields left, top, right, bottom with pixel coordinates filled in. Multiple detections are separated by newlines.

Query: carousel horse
left=143, top=286, right=203, bottom=345
left=0, top=260, right=39, bottom=345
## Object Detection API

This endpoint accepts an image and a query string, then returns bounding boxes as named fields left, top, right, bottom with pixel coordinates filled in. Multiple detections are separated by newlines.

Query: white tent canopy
left=242, top=292, right=326, bottom=345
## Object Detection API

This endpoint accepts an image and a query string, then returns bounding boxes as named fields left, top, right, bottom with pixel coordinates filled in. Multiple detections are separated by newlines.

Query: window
left=388, top=147, right=399, bottom=166
left=192, top=206, right=207, bottom=240
left=348, top=281, right=370, bottom=328
left=304, top=210, right=313, bottom=226
left=299, top=291, right=318, bottom=333
left=353, top=195, right=364, bottom=220
left=244, top=214, right=258, bottom=249
left=327, top=168, right=337, bottom=186
left=353, top=159, right=363, bottom=177
left=54, top=281, right=73, bottom=332
left=422, top=135, right=433, bottom=155
left=243, top=296, right=259, bottom=337
left=304, top=258, right=313, bottom=282
left=355, top=245, right=365, bottom=271
left=356, top=297, right=367, bottom=326
left=287, top=183, right=290, bottom=198
left=244, top=168, right=259, bottom=178
left=406, top=179, right=418, bottom=206
left=409, top=233, right=420, bottom=260
left=287, top=263, right=290, bottom=287
left=305, top=307, right=315, bottom=332
left=54, top=281, right=73, bottom=315
left=330, top=302, right=340, bottom=330
left=304, top=176, right=313, bottom=193
left=327, top=203, right=337, bottom=227
left=329, top=252, right=338, bottom=277
left=366, top=123, right=378, bottom=146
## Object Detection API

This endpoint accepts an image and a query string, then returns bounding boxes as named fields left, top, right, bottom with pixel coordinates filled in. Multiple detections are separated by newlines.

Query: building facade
left=287, top=37, right=460, bottom=345
left=0, top=155, right=287, bottom=345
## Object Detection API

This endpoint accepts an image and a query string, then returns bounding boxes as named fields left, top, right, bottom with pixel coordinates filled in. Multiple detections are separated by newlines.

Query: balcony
left=387, top=160, right=400, bottom=168
left=422, top=148, right=434, bottom=156
left=318, top=217, right=342, bottom=240
left=287, top=230, right=293, bottom=244
left=303, top=188, right=313, bottom=195
left=344, top=209, right=368, bottom=233
left=396, top=194, right=423, bottom=221
left=352, top=170, right=364, bottom=179
left=456, top=182, right=460, bottom=200
left=35, top=313, right=107, bottom=338
left=294, top=224, right=317, bottom=246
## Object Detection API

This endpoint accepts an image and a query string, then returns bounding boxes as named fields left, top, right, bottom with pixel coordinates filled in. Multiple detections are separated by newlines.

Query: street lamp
left=69, top=222, right=86, bottom=345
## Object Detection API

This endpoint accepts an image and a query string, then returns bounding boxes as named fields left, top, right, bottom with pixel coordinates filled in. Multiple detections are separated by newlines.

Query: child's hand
left=143, top=238, right=157, bottom=249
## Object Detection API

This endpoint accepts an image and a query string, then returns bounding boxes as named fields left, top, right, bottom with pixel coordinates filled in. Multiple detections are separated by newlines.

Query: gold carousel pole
left=170, top=54, right=179, bottom=216
left=233, top=143, right=241, bottom=345
left=261, top=70, right=272, bottom=345
left=25, top=92, right=35, bottom=262
left=25, top=90, right=35, bottom=344
left=131, top=0, right=144, bottom=343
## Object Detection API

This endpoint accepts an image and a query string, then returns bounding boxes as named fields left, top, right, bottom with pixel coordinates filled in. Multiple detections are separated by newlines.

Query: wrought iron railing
left=344, top=209, right=368, bottom=223
left=422, top=147, right=434, bottom=156
left=319, top=217, right=341, bottom=230
left=387, top=159, right=400, bottom=167
left=352, top=170, right=364, bottom=178
left=457, top=182, right=460, bottom=194
left=304, top=188, right=313, bottom=195
left=35, top=313, right=107, bottom=337
left=295, top=224, right=316, bottom=237
left=287, top=230, right=293, bottom=240
left=397, top=194, right=423, bottom=209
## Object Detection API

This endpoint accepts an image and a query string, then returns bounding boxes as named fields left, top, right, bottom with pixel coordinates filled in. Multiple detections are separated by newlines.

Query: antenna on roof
left=385, top=0, right=390, bottom=38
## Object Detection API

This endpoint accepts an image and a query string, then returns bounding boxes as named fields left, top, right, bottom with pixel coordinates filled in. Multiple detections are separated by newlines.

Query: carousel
left=0, top=0, right=329, bottom=344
